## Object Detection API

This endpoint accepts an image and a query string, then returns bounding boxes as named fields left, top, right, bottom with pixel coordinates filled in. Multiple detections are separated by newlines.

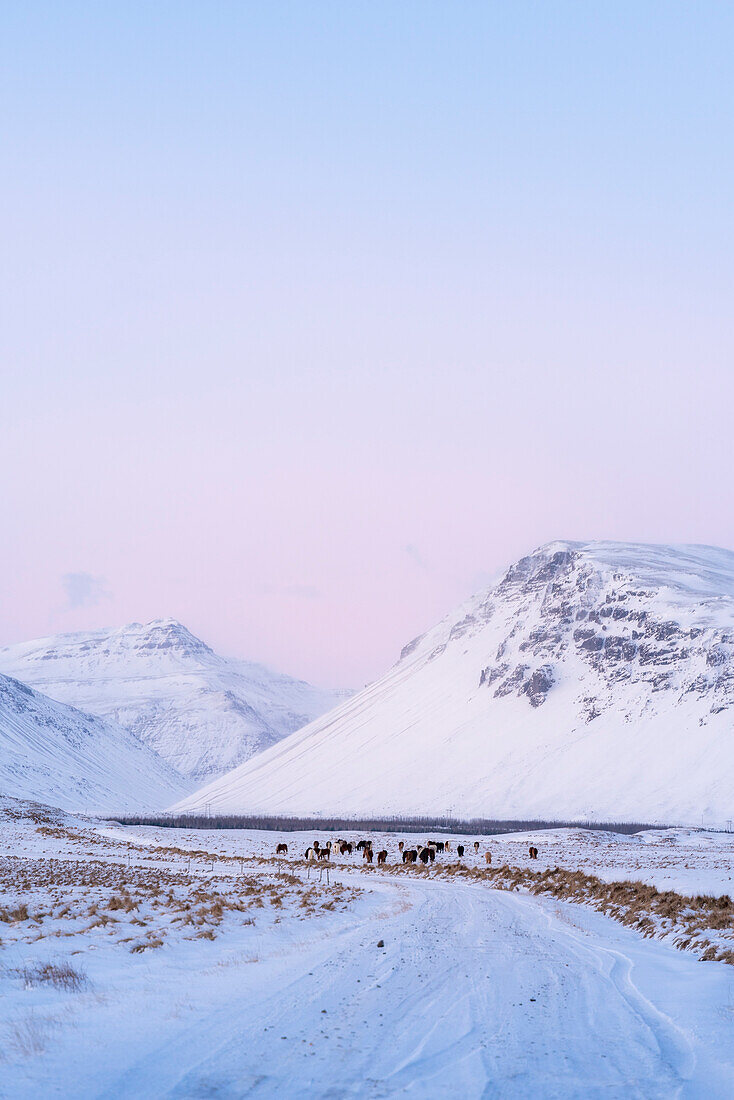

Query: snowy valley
left=2, top=542, right=734, bottom=1095
left=1, top=799, right=733, bottom=1097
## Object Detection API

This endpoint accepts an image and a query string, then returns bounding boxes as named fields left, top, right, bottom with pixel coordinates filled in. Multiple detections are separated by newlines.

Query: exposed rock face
left=472, top=543, right=734, bottom=723
left=521, top=665, right=555, bottom=708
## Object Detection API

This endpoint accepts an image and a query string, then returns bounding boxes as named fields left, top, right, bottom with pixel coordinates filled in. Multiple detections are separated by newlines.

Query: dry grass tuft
left=15, top=960, right=88, bottom=991
left=392, top=860, right=734, bottom=964
left=0, top=904, right=29, bottom=924
left=7, top=1013, right=58, bottom=1057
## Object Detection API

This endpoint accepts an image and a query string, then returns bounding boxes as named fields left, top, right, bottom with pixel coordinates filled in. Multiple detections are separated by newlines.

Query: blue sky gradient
left=2, top=3, right=733, bottom=684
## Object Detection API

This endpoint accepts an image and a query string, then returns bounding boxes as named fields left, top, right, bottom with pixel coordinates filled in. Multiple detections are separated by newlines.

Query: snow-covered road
left=89, top=875, right=734, bottom=1099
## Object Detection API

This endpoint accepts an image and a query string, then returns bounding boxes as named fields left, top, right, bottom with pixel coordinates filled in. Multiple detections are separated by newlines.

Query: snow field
left=96, top=821, right=734, bottom=963
left=96, top=821, right=734, bottom=897
left=2, top=802, right=734, bottom=1097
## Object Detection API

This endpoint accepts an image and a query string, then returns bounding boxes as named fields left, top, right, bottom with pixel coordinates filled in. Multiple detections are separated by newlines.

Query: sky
left=1, top=2, right=733, bottom=688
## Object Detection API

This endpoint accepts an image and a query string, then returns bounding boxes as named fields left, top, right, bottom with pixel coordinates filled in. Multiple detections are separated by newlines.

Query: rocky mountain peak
left=475, top=541, right=734, bottom=719
left=119, top=618, right=214, bottom=658
left=169, top=540, right=734, bottom=824
left=0, top=620, right=347, bottom=783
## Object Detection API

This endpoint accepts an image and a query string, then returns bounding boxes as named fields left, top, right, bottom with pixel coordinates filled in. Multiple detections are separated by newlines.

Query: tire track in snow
left=504, top=890, right=697, bottom=1085
left=99, top=875, right=730, bottom=1099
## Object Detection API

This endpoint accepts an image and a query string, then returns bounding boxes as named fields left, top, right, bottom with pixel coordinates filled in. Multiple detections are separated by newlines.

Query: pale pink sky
left=2, top=4, right=733, bottom=687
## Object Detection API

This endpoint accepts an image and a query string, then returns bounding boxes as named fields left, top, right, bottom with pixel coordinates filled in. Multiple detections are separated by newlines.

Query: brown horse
left=276, top=843, right=288, bottom=856
left=377, top=850, right=387, bottom=866
left=485, top=851, right=492, bottom=865
left=529, top=846, right=538, bottom=859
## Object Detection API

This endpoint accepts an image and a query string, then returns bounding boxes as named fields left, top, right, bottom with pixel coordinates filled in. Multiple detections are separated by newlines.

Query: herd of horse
left=274, top=838, right=542, bottom=865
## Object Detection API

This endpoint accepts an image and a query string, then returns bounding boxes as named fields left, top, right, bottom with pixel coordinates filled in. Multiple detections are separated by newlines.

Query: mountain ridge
left=170, top=540, right=734, bottom=825
left=0, top=672, right=189, bottom=814
left=0, top=618, right=348, bottom=782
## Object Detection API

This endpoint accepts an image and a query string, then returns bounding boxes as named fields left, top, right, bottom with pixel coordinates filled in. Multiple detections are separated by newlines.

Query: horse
left=485, top=851, right=492, bottom=865
left=377, top=850, right=387, bottom=866
left=305, top=846, right=318, bottom=877
left=275, top=843, right=288, bottom=856
left=529, top=846, right=538, bottom=860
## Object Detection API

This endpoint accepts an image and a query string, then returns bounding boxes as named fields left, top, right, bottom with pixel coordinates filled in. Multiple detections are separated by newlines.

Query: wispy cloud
left=62, top=572, right=111, bottom=609
left=404, top=544, right=428, bottom=570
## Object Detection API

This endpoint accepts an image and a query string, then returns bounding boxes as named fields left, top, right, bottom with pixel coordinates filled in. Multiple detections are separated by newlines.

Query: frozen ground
left=1, top=802, right=733, bottom=1098
left=97, top=821, right=734, bottom=897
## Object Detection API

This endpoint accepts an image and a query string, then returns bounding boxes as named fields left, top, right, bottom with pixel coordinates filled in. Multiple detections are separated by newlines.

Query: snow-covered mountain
left=171, top=541, right=734, bottom=826
left=0, top=619, right=348, bottom=782
left=0, top=673, right=188, bottom=814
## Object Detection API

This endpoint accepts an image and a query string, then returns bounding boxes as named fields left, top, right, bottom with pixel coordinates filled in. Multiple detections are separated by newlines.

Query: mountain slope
left=171, top=541, right=734, bottom=826
left=0, top=620, right=348, bottom=783
left=0, top=674, right=189, bottom=813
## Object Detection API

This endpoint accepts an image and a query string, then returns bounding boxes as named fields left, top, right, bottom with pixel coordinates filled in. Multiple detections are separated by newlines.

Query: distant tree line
left=110, top=813, right=671, bottom=836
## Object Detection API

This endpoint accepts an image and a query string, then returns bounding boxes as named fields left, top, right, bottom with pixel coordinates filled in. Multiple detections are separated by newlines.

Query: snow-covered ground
left=1, top=802, right=733, bottom=1097
left=95, top=822, right=734, bottom=899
